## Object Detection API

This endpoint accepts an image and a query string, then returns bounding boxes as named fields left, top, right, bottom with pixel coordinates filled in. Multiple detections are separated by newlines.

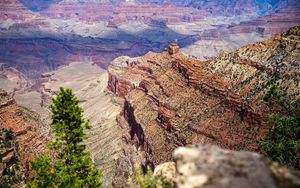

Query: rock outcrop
left=172, top=145, right=300, bottom=188
left=107, top=27, right=300, bottom=167
left=0, top=89, right=49, bottom=181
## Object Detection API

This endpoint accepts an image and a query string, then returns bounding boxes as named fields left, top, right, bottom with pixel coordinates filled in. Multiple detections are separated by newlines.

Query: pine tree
left=28, top=87, right=102, bottom=188
left=258, top=85, right=300, bottom=168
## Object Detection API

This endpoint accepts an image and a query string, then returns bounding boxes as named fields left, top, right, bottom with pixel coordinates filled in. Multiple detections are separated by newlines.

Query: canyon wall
left=107, top=27, right=300, bottom=167
left=0, top=89, right=49, bottom=181
left=1, top=0, right=299, bottom=82
left=19, top=0, right=300, bottom=16
left=34, top=61, right=132, bottom=186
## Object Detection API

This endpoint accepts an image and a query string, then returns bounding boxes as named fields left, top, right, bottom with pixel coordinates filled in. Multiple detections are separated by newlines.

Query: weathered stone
left=153, top=162, right=176, bottom=183
left=173, top=145, right=300, bottom=188
left=167, top=44, right=180, bottom=55
left=0, top=89, right=49, bottom=180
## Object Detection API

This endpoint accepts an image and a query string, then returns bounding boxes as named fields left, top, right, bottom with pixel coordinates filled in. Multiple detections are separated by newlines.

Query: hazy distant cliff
left=19, top=0, right=300, bottom=16
left=1, top=0, right=299, bottom=82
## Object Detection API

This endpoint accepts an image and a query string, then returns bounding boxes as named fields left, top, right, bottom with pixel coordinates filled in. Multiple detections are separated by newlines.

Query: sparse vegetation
left=0, top=129, right=23, bottom=187
left=27, top=87, right=102, bottom=188
left=129, top=165, right=173, bottom=188
left=258, top=84, right=300, bottom=168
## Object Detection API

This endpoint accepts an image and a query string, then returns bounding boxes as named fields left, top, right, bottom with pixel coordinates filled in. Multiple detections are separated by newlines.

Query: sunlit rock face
left=107, top=27, right=300, bottom=167
left=29, top=61, right=126, bottom=186
left=0, top=1, right=299, bottom=186
left=0, top=0, right=299, bottom=84
left=0, top=89, right=49, bottom=181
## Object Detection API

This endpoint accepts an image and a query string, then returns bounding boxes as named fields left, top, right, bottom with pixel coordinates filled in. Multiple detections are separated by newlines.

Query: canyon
left=0, top=0, right=300, bottom=187
left=107, top=26, right=300, bottom=170
left=38, top=62, right=124, bottom=186
left=0, top=0, right=299, bottom=82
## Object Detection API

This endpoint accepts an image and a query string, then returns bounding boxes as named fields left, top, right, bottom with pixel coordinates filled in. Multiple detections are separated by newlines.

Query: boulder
left=173, top=145, right=300, bottom=188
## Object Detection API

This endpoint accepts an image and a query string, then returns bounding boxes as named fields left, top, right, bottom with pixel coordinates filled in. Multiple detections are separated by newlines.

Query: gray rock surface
left=173, top=145, right=300, bottom=188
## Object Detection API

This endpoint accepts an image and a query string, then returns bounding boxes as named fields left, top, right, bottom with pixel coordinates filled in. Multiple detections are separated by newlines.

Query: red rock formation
left=1, top=0, right=299, bottom=82
left=229, top=6, right=300, bottom=36
left=107, top=27, right=300, bottom=165
left=39, top=2, right=204, bottom=25
left=0, top=0, right=39, bottom=21
left=0, top=89, right=49, bottom=181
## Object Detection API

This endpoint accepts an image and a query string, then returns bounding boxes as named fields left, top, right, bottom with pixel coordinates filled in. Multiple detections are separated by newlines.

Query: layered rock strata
left=107, top=27, right=300, bottom=166
left=0, top=89, right=49, bottom=181
left=0, top=63, right=32, bottom=94
left=1, top=0, right=299, bottom=85
left=37, top=61, right=129, bottom=187
left=0, top=128, right=24, bottom=187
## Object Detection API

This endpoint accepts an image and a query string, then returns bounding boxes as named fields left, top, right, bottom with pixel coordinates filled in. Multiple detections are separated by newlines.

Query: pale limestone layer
left=181, top=32, right=270, bottom=60
left=20, top=61, right=124, bottom=187
left=0, top=63, right=32, bottom=93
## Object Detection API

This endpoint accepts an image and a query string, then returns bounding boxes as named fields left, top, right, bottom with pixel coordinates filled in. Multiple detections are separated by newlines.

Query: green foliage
left=27, top=87, right=102, bottom=188
left=258, top=85, right=300, bottom=168
left=129, top=165, right=173, bottom=188
left=27, top=156, right=54, bottom=188
left=3, top=129, right=14, bottom=148
left=0, top=129, right=22, bottom=187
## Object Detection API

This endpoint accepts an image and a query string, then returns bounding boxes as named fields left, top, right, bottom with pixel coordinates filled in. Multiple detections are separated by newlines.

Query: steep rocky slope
left=0, top=63, right=32, bottom=94
left=35, top=61, right=127, bottom=186
left=0, top=89, right=49, bottom=181
left=0, top=128, right=24, bottom=187
left=107, top=26, right=300, bottom=166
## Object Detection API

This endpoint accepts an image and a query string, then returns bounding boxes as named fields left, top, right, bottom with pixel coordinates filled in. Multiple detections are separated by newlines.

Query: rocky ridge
left=107, top=27, right=300, bottom=167
left=37, top=61, right=129, bottom=186
left=0, top=89, right=49, bottom=181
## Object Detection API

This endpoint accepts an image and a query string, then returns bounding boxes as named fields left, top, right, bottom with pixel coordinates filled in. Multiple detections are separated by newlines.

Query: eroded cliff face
left=0, top=63, right=33, bottom=94
left=0, top=89, right=49, bottom=181
left=107, top=27, right=300, bottom=166
left=35, top=61, right=130, bottom=187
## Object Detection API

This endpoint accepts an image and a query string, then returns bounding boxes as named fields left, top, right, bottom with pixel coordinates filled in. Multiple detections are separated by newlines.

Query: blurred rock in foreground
left=155, top=145, right=300, bottom=188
